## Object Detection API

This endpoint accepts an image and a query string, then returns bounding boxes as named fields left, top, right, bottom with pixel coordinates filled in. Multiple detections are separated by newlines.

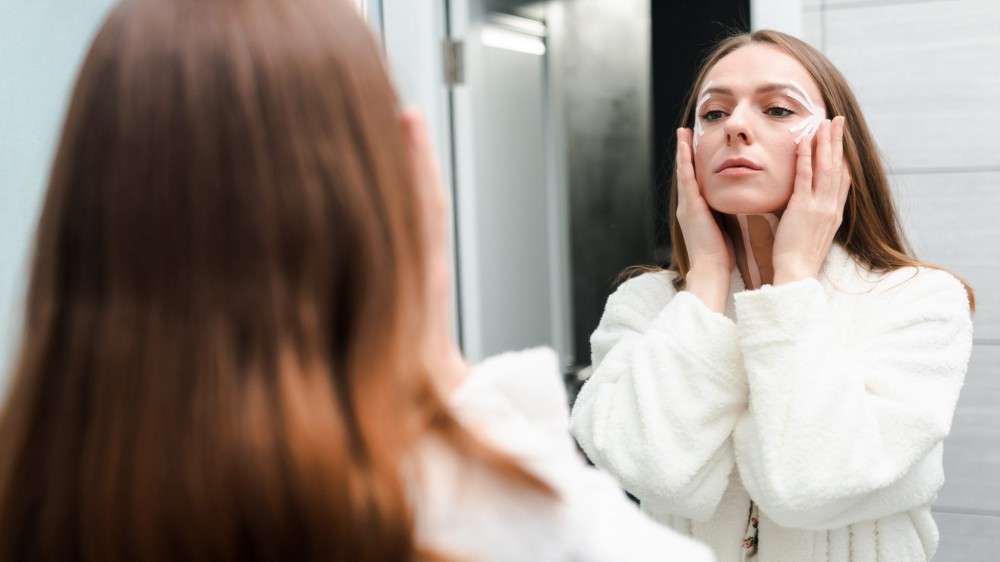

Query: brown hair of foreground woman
left=0, top=0, right=550, bottom=560
left=664, top=30, right=975, bottom=309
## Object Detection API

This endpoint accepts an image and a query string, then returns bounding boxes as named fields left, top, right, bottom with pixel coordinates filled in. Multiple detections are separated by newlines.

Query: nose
left=725, top=103, right=755, bottom=145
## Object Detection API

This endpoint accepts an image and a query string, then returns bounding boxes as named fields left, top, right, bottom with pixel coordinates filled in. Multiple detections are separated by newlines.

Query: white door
left=447, top=0, right=570, bottom=363
left=380, top=0, right=571, bottom=365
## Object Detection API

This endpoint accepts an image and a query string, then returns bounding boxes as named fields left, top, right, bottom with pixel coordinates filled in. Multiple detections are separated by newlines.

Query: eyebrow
left=701, top=82, right=798, bottom=97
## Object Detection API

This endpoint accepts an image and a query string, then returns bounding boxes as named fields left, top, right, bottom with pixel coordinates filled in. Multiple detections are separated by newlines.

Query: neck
left=721, top=213, right=780, bottom=290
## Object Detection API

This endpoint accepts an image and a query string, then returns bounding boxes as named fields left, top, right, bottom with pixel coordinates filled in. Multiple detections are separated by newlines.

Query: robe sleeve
left=732, top=268, right=973, bottom=529
left=570, top=272, right=748, bottom=521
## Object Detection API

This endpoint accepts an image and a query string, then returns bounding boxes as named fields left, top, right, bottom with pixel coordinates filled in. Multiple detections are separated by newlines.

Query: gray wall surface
left=0, top=1, right=118, bottom=391
left=800, top=1, right=1000, bottom=559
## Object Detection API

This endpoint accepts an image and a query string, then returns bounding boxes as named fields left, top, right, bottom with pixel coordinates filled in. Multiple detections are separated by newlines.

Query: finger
left=402, top=109, right=435, bottom=176
left=400, top=106, right=423, bottom=147
left=677, top=126, right=693, bottom=155
left=831, top=116, right=845, bottom=172
left=676, top=128, right=698, bottom=204
left=834, top=117, right=851, bottom=210
left=405, top=109, right=445, bottom=197
left=838, top=169, right=852, bottom=211
left=400, top=108, right=425, bottom=176
left=401, top=108, right=448, bottom=240
left=406, top=108, right=445, bottom=179
left=813, top=119, right=833, bottom=198
left=793, top=125, right=815, bottom=198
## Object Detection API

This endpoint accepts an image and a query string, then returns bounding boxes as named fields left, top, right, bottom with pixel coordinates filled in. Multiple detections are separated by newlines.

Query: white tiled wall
left=936, top=346, right=1000, bottom=512
left=935, top=512, right=1000, bottom=562
left=802, top=1, right=1000, bottom=559
left=822, top=0, right=1000, bottom=172
left=894, top=172, right=999, bottom=340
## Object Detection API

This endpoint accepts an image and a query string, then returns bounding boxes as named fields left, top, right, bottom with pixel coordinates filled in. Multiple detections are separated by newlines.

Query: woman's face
left=693, top=44, right=827, bottom=215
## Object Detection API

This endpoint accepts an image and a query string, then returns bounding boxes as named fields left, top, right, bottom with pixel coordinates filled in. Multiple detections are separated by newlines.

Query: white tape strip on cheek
left=693, top=81, right=713, bottom=153
left=786, top=80, right=824, bottom=144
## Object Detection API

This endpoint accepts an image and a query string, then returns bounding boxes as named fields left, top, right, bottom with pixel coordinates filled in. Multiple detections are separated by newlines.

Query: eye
left=766, top=105, right=794, bottom=118
left=701, top=109, right=726, bottom=122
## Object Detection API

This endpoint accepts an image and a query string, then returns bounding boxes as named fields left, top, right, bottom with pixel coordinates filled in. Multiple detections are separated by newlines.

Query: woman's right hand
left=675, top=128, right=733, bottom=313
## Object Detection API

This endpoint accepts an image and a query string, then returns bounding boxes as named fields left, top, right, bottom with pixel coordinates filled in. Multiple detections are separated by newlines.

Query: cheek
left=692, top=132, right=721, bottom=180
left=694, top=150, right=711, bottom=182
left=762, top=130, right=800, bottom=179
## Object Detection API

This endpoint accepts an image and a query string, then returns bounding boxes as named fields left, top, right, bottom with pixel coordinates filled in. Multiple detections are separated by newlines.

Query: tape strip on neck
left=736, top=213, right=779, bottom=289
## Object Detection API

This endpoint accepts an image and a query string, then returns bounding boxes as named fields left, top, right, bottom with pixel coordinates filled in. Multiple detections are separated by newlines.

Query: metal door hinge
left=443, top=39, right=464, bottom=86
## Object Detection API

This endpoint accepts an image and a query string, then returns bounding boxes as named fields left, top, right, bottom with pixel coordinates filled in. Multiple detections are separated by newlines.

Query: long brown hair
left=0, top=0, right=548, bottom=560
left=664, top=30, right=974, bottom=309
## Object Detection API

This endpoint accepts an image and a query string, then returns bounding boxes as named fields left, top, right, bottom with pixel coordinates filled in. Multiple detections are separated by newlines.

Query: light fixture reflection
left=481, top=27, right=546, bottom=55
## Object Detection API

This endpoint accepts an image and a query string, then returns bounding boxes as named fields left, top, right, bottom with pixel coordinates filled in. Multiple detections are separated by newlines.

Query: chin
left=705, top=195, right=787, bottom=215
left=704, top=185, right=789, bottom=215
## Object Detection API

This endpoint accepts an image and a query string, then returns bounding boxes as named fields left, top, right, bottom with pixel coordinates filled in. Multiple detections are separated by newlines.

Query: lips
left=715, top=157, right=762, bottom=173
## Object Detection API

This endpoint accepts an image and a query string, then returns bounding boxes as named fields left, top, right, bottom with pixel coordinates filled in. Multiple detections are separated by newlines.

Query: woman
left=0, top=0, right=715, bottom=560
left=570, top=30, right=974, bottom=562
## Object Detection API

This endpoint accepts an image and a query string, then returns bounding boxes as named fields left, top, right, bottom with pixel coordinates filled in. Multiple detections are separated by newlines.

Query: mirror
left=380, top=0, right=999, bottom=559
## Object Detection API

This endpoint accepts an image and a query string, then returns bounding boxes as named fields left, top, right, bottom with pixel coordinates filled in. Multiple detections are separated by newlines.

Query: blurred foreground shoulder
left=413, top=347, right=716, bottom=561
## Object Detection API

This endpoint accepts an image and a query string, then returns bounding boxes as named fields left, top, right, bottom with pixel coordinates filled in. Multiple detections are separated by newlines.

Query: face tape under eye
left=693, top=81, right=713, bottom=153
left=786, top=80, right=825, bottom=144
left=695, top=79, right=827, bottom=149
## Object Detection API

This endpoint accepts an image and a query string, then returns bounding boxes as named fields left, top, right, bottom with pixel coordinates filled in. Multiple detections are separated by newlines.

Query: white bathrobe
left=410, top=347, right=716, bottom=561
left=570, top=244, right=974, bottom=562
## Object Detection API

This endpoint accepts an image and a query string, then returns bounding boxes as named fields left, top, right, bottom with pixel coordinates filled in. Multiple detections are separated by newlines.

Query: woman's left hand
left=400, top=108, right=469, bottom=396
left=772, top=116, right=851, bottom=285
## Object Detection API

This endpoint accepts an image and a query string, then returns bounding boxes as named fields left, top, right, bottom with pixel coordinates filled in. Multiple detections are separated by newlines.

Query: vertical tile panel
left=930, top=512, right=1000, bottom=561
left=811, top=0, right=1000, bottom=554
left=822, top=0, right=1000, bottom=170
left=935, top=345, right=1000, bottom=513
left=892, top=172, right=1000, bottom=341
left=801, top=7, right=823, bottom=49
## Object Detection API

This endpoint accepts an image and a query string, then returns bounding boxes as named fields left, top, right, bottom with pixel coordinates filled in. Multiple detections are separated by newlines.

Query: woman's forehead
left=703, top=44, right=820, bottom=99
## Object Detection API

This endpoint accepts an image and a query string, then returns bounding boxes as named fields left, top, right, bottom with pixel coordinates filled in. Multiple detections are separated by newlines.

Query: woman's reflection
left=571, top=29, right=974, bottom=562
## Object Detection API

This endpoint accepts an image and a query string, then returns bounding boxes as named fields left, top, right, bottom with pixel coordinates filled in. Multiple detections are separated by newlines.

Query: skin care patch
left=693, top=81, right=713, bottom=153
left=786, top=80, right=824, bottom=144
